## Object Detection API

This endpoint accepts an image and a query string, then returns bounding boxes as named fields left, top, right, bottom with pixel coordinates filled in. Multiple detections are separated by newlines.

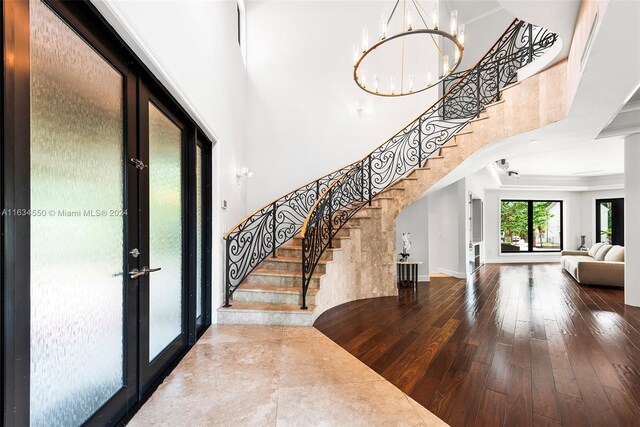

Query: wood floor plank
left=314, top=264, right=638, bottom=427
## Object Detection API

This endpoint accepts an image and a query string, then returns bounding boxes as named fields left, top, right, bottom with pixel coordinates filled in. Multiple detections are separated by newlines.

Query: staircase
left=219, top=19, right=565, bottom=326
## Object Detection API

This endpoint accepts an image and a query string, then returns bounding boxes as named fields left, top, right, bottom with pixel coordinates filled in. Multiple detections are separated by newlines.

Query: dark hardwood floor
left=314, top=264, right=640, bottom=427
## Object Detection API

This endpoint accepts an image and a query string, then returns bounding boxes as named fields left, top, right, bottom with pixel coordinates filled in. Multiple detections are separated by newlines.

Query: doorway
left=3, top=0, right=212, bottom=425
left=596, top=198, right=624, bottom=246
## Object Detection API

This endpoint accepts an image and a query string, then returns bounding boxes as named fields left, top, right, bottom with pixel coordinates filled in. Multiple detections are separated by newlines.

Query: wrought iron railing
left=299, top=19, right=557, bottom=308
left=223, top=163, right=355, bottom=306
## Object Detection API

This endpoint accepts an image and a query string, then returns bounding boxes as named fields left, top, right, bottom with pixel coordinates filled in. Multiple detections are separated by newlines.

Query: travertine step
left=276, top=244, right=337, bottom=260
left=233, top=284, right=318, bottom=305
left=260, top=256, right=328, bottom=274
left=217, top=301, right=316, bottom=326
left=249, top=268, right=321, bottom=288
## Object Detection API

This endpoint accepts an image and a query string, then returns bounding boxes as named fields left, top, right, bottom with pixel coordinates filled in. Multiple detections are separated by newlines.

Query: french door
left=137, top=83, right=189, bottom=395
left=2, top=0, right=211, bottom=425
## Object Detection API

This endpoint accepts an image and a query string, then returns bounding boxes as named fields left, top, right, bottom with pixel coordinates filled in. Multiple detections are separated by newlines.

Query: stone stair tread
left=281, top=244, right=343, bottom=252
left=220, top=300, right=315, bottom=313
left=469, top=114, right=490, bottom=123
left=252, top=268, right=322, bottom=278
left=238, top=283, right=319, bottom=295
left=266, top=256, right=328, bottom=265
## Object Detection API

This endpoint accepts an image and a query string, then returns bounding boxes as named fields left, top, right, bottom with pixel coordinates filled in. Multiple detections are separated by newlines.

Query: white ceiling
left=445, top=0, right=502, bottom=23
left=506, top=138, right=625, bottom=177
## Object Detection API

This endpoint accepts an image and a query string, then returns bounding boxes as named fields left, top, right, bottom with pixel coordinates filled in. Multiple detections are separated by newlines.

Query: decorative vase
left=399, top=254, right=409, bottom=262
left=578, top=235, right=588, bottom=251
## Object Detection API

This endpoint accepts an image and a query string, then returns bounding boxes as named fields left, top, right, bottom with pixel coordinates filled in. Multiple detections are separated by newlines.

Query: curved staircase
left=219, top=19, right=565, bottom=326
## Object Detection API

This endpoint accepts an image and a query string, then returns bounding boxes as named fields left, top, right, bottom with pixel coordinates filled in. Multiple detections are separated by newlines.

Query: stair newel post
left=224, top=237, right=232, bottom=307
left=301, top=236, right=307, bottom=310
left=418, top=117, right=423, bottom=167
left=272, top=201, right=277, bottom=258
left=368, top=155, right=372, bottom=206
left=328, top=189, right=333, bottom=249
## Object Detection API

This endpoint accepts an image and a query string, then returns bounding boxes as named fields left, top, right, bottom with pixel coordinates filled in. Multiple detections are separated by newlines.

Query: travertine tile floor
left=129, top=325, right=448, bottom=426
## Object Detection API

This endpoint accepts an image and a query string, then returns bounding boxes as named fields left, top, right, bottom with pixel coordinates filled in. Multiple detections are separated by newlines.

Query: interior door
left=137, top=81, right=189, bottom=394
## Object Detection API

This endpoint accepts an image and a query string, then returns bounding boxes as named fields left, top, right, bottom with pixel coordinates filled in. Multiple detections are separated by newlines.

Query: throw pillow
left=604, top=245, right=625, bottom=262
left=588, top=242, right=604, bottom=258
left=594, top=244, right=613, bottom=261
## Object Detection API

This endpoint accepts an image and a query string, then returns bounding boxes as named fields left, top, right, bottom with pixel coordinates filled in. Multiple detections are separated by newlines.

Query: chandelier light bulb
left=458, top=24, right=465, bottom=46
left=407, top=9, right=413, bottom=31
left=390, top=76, right=396, bottom=95
left=455, top=46, right=460, bottom=62
left=427, top=69, right=432, bottom=86
left=381, top=14, right=388, bottom=39
left=408, top=75, right=414, bottom=92
left=362, top=27, right=369, bottom=52
left=374, top=74, right=379, bottom=93
left=433, top=8, right=439, bottom=30
left=450, top=10, right=458, bottom=36
left=443, top=54, right=450, bottom=76
left=353, top=44, right=359, bottom=66
left=361, top=69, right=367, bottom=88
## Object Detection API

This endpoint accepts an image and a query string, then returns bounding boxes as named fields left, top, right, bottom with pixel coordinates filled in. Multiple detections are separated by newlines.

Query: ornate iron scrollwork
left=300, top=20, right=558, bottom=309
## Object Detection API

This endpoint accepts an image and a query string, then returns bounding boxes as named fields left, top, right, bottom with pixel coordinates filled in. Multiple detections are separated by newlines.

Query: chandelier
left=353, top=0, right=465, bottom=97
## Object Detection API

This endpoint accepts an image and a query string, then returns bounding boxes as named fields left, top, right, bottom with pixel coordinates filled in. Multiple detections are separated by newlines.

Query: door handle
left=129, top=268, right=146, bottom=279
left=129, top=266, right=161, bottom=279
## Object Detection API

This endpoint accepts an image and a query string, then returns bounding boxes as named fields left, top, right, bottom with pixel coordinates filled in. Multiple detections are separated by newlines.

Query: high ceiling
left=506, top=138, right=625, bottom=177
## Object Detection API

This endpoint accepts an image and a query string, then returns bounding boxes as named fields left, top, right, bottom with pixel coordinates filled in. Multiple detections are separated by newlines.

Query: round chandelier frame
left=353, top=0, right=465, bottom=97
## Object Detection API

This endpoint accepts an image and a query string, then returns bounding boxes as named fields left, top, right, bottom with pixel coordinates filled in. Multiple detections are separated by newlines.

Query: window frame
left=500, top=199, right=564, bottom=253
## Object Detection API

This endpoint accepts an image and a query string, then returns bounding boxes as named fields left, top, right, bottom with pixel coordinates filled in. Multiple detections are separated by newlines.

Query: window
left=596, top=198, right=624, bottom=245
left=501, top=200, right=563, bottom=253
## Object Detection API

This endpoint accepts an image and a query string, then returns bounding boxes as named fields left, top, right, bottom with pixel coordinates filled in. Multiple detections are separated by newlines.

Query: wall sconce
left=354, top=100, right=373, bottom=117
left=236, top=167, right=253, bottom=180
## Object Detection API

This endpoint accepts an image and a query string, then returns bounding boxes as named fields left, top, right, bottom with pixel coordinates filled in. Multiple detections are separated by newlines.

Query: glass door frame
left=137, top=79, right=190, bottom=396
left=2, top=0, right=213, bottom=424
left=595, top=198, right=624, bottom=246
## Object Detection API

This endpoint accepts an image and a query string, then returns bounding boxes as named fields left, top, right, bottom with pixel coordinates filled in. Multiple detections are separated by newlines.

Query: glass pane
left=148, top=102, right=183, bottom=360
left=196, top=145, right=203, bottom=319
left=532, top=202, right=562, bottom=251
left=599, top=202, right=612, bottom=244
left=30, top=0, right=124, bottom=425
left=500, top=201, right=529, bottom=252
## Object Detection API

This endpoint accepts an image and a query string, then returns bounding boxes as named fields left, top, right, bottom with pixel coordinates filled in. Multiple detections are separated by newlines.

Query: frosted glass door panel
left=148, top=102, right=183, bottom=361
left=196, top=146, right=203, bottom=318
left=30, top=0, right=125, bottom=425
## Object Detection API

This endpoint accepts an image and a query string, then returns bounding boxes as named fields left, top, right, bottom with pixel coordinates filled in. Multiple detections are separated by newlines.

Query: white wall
left=457, top=8, right=514, bottom=69
left=427, top=180, right=467, bottom=277
left=396, top=196, right=430, bottom=281
left=625, top=134, right=640, bottom=307
left=245, top=0, right=440, bottom=211
left=94, top=0, right=248, bottom=320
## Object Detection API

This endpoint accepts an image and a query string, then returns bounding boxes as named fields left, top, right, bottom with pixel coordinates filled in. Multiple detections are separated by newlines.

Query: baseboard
left=419, top=274, right=430, bottom=282
left=436, top=268, right=467, bottom=279
left=484, top=257, right=561, bottom=264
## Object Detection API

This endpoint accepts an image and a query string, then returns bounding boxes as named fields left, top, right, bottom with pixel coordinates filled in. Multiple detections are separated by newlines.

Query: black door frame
left=595, top=198, right=624, bottom=246
left=2, top=0, right=213, bottom=425
left=137, top=81, right=190, bottom=396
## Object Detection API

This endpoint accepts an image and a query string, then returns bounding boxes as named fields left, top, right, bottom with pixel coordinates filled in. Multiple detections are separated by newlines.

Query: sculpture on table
left=578, top=235, right=588, bottom=251
left=399, top=233, right=411, bottom=262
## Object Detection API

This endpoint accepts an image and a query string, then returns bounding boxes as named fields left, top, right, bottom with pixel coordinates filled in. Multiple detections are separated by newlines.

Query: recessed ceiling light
left=530, top=140, right=538, bottom=144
